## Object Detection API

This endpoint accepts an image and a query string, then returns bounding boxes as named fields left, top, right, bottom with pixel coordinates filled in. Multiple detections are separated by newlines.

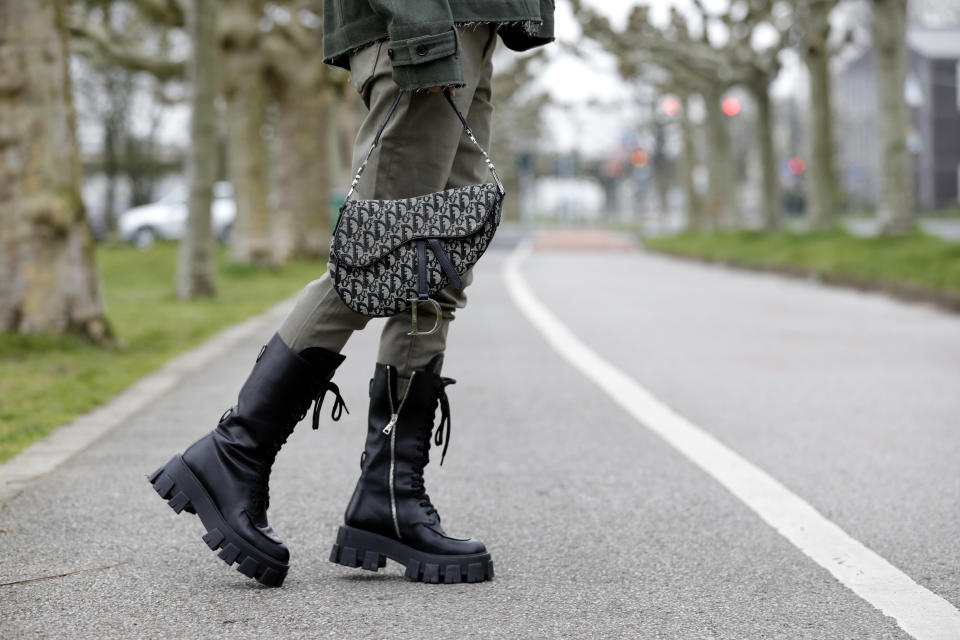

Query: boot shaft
left=184, top=333, right=346, bottom=525
left=233, top=334, right=346, bottom=442
left=346, top=355, right=453, bottom=538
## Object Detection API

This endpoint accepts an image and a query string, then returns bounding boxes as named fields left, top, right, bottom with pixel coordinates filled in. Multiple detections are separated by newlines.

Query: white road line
left=503, top=242, right=960, bottom=640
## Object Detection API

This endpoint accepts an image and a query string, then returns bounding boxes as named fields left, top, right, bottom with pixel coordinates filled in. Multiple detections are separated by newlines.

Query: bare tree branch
left=69, top=17, right=187, bottom=80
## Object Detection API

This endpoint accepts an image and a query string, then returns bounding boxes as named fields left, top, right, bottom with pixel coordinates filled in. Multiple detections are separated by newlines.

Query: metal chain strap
left=343, top=88, right=504, bottom=203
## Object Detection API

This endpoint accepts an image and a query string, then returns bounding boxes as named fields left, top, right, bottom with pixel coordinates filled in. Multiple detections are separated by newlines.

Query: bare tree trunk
left=100, top=5, right=121, bottom=237
left=336, top=82, right=360, bottom=184
left=803, top=5, right=840, bottom=229
left=649, top=105, right=670, bottom=229
left=274, top=85, right=336, bottom=258
left=751, top=81, right=781, bottom=231
left=220, top=0, right=274, bottom=266
left=103, top=113, right=119, bottom=234
left=703, top=86, right=736, bottom=229
left=266, top=24, right=337, bottom=260
left=679, top=93, right=702, bottom=230
left=874, top=0, right=914, bottom=235
left=0, top=0, right=112, bottom=343
left=177, top=0, right=219, bottom=298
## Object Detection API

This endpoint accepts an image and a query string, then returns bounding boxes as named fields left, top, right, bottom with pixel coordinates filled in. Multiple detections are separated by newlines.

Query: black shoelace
left=410, top=377, right=456, bottom=519
left=434, top=377, right=455, bottom=466
left=310, top=381, right=348, bottom=430
left=249, top=380, right=348, bottom=513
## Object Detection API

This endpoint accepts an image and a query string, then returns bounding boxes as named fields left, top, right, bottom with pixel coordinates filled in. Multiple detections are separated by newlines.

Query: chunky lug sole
left=148, top=455, right=289, bottom=588
left=329, top=525, right=494, bottom=584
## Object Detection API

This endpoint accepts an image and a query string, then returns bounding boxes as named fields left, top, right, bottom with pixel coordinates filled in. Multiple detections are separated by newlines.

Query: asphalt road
left=2, top=241, right=957, bottom=638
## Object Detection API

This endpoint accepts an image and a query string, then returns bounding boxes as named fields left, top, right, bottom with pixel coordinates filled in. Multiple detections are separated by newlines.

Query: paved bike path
left=0, top=248, right=914, bottom=638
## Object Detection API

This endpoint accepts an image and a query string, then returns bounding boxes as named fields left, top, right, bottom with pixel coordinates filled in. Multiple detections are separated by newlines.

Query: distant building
left=834, top=26, right=960, bottom=209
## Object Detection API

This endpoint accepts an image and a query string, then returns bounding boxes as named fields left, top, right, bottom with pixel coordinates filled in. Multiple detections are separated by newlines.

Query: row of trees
left=0, top=0, right=926, bottom=342
left=1, top=0, right=360, bottom=341
left=571, top=0, right=914, bottom=235
left=68, top=0, right=358, bottom=292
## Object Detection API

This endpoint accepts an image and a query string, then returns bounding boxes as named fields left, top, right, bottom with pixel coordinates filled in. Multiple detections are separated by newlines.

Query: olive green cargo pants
left=278, top=26, right=497, bottom=390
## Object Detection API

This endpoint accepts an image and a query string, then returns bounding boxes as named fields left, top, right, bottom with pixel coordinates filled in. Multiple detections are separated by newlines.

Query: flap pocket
left=387, top=29, right=459, bottom=66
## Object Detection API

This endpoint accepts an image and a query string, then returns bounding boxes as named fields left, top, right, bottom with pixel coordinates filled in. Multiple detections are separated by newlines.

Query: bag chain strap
left=343, top=88, right=505, bottom=203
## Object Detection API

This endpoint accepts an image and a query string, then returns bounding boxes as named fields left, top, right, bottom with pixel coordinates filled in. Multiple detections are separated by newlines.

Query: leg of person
left=377, top=24, right=497, bottom=393
left=331, top=26, right=499, bottom=584
left=145, top=36, right=411, bottom=593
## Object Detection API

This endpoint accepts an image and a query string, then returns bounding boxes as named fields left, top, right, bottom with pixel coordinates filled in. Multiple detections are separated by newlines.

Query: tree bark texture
left=751, top=81, right=781, bottom=231
left=0, top=0, right=111, bottom=342
left=649, top=107, right=671, bottom=228
left=679, top=94, right=702, bottom=230
left=267, top=30, right=337, bottom=260
left=336, top=83, right=360, bottom=185
left=873, top=0, right=915, bottom=235
left=177, top=0, right=219, bottom=298
left=803, top=4, right=840, bottom=229
left=220, top=0, right=274, bottom=266
left=703, top=86, right=737, bottom=229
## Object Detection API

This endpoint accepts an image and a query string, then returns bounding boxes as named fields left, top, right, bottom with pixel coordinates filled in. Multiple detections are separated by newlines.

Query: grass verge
left=0, top=243, right=323, bottom=463
left=644, top=230, right=960, bottom=305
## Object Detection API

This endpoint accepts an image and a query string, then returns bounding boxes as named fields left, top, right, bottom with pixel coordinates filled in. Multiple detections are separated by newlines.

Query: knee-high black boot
left=329, top=354, right=494, bottom=583
left=148, top=333, right=347, bottom=587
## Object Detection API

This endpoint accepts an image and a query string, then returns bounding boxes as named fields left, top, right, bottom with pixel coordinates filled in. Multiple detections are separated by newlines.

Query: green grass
left=644, top=230, right=960, bottom=298
left=0, top=243, right=324, bottom=463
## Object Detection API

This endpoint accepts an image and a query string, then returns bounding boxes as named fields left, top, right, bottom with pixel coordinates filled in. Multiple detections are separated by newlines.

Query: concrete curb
left=0, top=297, right=295, bottom=509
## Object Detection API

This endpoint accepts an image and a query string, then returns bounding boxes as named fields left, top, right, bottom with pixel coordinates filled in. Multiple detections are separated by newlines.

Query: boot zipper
left=383, top=370, right=415, bottom=435
left=383, top=369, right=416, bottom=539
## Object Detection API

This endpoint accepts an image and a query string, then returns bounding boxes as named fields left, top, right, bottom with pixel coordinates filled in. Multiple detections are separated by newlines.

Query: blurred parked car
left=118, top=182, right=236, bottom=248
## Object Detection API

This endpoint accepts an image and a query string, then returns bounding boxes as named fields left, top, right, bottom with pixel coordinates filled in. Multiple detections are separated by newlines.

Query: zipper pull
left=383, top=414, right=398, bottom=435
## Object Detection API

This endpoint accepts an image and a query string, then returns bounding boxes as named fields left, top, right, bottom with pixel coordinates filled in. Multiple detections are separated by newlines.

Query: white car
left=118, top=182, right=236, bottom=248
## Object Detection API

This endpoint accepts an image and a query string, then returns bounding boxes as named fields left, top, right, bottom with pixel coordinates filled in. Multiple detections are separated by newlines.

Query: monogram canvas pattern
left=329, top=183, right=503, bottom=317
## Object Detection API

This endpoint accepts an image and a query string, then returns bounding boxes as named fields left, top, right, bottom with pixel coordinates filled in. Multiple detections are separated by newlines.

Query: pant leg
left=274, top=40, right=405, bottom=354
left=377, top=26, right=498, bottom=389
left=277, top=273, right=370, bottom=353
left=278, top=26, right=497, bottom=364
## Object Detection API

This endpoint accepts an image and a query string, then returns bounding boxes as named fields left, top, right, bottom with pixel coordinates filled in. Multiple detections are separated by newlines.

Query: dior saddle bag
left=329, top=88, right=505, bottom=335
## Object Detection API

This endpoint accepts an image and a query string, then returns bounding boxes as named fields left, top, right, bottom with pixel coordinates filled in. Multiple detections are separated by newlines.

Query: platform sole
left=329, top=525, right=494, bottom=584
left=148, top=455, right=289, bottom=587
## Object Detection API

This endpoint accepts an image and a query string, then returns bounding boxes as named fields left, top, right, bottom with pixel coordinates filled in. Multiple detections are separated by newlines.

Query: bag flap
left=332, top=183, right=502, bottom=268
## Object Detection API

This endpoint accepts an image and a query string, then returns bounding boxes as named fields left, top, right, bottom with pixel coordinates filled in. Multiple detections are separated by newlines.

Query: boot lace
left=248, top=380, right=349, bottom=512
left=410, top=376, right=456, bottom=519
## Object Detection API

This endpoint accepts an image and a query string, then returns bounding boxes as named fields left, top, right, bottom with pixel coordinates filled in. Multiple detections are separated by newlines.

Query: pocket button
left=416, top=44, right=429, bottom=56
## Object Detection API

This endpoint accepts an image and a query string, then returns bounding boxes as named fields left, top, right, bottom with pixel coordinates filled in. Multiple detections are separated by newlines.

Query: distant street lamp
left=722, top=97, right=741, bottom=117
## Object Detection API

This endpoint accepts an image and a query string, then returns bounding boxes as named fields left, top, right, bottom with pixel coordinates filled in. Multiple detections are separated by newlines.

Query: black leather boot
left=148, top=333, right=347, bottom=587
left=329, top=354, right=494, bottom=583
